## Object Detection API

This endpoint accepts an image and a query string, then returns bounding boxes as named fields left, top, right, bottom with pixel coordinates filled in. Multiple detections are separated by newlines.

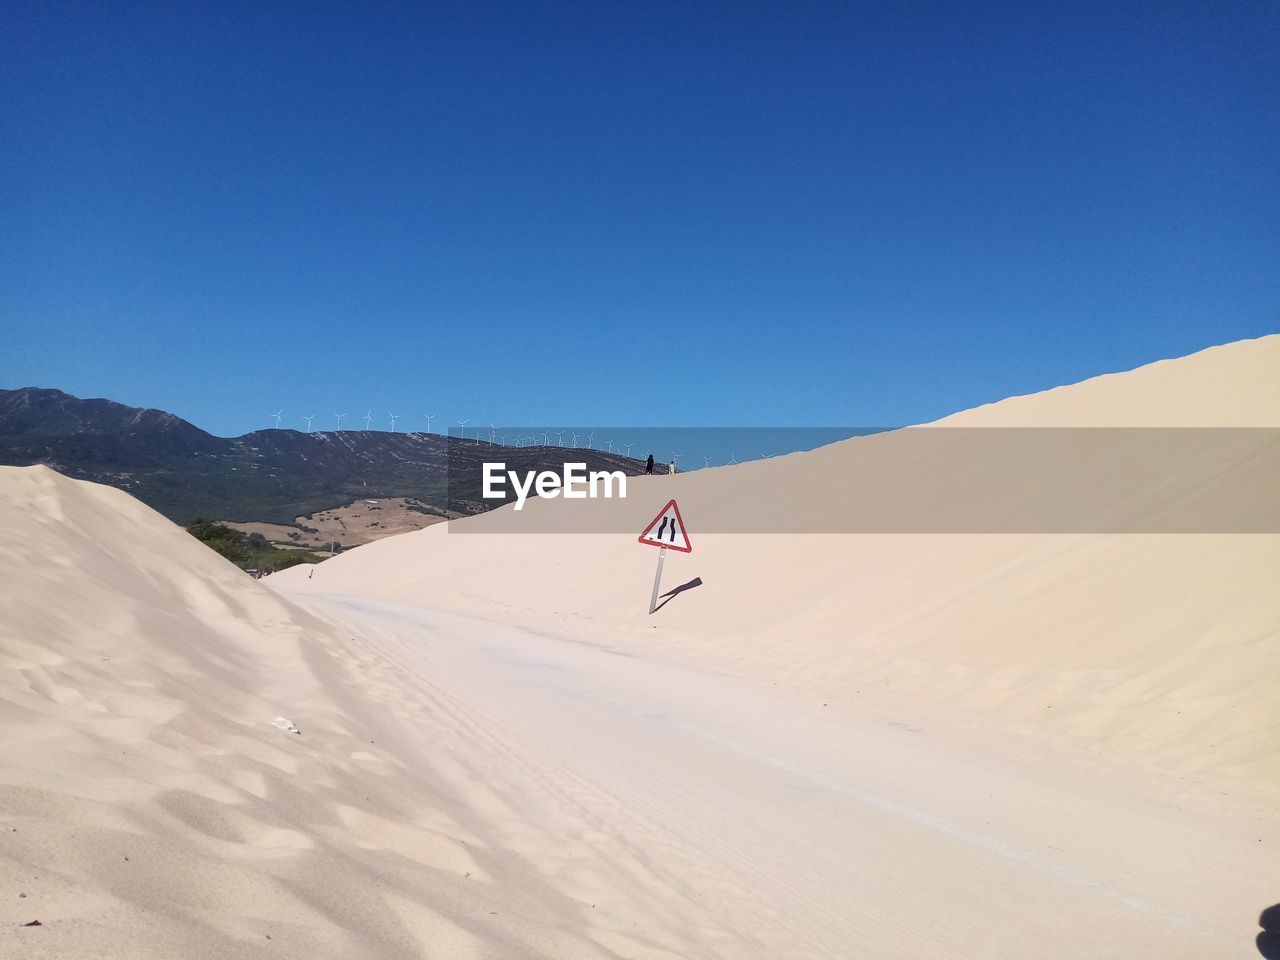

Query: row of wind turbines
left=267, top=410, right=770, bottom=468
left=270, top=409, right=434, bottom=434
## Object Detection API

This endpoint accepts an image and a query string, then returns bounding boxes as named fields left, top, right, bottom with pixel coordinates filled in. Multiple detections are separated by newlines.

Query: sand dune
left=278, top=335, right=1280, bottom=784
left=935, top=334, right=1280, bottom=426
left=3, top=336, right=1277, bottom=958
left=0, top=466, right=707, bottom=958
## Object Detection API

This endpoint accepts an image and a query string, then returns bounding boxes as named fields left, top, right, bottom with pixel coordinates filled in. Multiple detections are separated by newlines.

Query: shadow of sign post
left=654, top=577, right=704, bottom=613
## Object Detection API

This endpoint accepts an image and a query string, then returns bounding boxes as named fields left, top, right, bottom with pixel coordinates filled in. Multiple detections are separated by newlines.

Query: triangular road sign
left=638, top=499, right=692, bottom=553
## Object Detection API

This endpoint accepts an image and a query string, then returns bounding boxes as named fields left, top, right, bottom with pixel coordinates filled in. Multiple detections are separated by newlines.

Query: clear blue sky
left=2, top=1, right=1276, bottom=437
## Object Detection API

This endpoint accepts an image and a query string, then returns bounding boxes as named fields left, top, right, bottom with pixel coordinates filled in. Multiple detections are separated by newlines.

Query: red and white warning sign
left=638, top=499, right=691, bottom=553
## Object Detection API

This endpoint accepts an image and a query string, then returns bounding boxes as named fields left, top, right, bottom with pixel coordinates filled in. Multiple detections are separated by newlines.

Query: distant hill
left=0, top=387, right=650, bottom=524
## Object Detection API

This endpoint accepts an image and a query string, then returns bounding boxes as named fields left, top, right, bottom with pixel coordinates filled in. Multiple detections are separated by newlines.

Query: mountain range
left=0, top=387, right=646, bottom=525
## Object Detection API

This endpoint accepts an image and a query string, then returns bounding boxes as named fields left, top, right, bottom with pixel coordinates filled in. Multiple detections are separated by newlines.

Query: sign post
left=648, top=546, right=667, bottom=615
left=637, top=499, right=691, bottom=614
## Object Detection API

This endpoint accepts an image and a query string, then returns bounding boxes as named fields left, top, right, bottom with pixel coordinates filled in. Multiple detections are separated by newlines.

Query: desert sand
left=3, top=336, right=1278, bottom=958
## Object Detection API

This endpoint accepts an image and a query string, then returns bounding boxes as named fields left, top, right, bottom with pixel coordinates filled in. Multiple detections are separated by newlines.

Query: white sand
left=3, top=335, right=1278, bottom=957
left=280, top=335, right=1280, bottom=783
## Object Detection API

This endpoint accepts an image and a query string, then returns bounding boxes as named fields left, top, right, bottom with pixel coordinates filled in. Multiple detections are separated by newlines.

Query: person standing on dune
left=645, top=453, right=654, bottom=475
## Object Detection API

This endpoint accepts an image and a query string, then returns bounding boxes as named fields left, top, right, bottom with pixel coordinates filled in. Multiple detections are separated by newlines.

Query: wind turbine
left=728, top=452, right=740, bottom=464
left=270, top=409, right=283, bottom=429
left=362, top=410, right=373, bottom=431
left=389, top=413, right=400, bottom=432
left=489, top=424, right=497, bottom=444
left=334, top=412, right=346, bottom=431
left=304, top=414, right=315, bottom=433
left=703, top=455, right=712, bottom=468
left=622, top=441, right=633, bottom=456
left=554, top=430, right=565, bottom=447
left=424, top=413, right=436, bottom=433
left=585, top=431, right=595, bottom=450
left=456, top=418, right=470, bottom=440
left=570, top=431, right=578, bottom=448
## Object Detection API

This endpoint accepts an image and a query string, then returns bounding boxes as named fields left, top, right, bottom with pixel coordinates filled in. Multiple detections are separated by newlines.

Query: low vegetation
left=186, top=519, right=321, bottom=574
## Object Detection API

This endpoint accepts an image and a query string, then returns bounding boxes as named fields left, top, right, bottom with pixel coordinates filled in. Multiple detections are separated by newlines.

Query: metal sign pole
left=648, top=545, right=667, bottom=614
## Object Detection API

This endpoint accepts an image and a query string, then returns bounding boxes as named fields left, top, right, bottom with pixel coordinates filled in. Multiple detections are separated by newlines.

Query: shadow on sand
left=1259, top=905, right=1280, bottom=959
left=654, top=577, right=703, bottom=612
